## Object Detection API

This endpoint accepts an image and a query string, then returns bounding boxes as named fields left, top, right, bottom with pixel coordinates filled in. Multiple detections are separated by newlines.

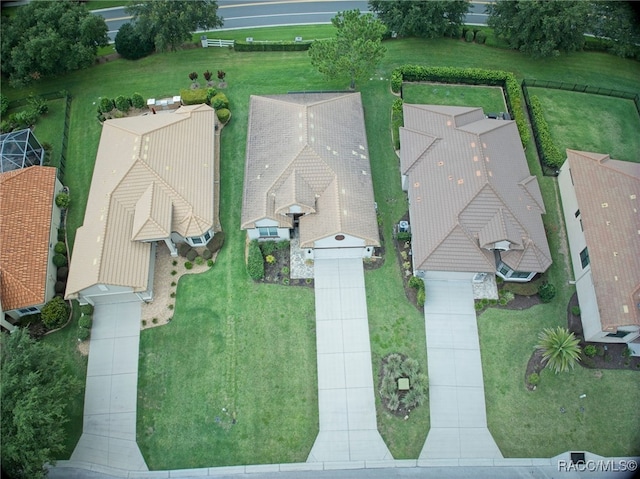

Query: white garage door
left=88, top=293, right=141, bottom=306
left=313, top=247, right=364, bottom=260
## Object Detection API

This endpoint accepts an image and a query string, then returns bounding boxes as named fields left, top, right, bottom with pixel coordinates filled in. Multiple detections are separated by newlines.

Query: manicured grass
left=403, top=83, right=506, bottom=112
left=196, top=24, right=336, bottom=42
left=29, top=98, right=67, bottom=169
left=528, top=87, right=640, bottom=163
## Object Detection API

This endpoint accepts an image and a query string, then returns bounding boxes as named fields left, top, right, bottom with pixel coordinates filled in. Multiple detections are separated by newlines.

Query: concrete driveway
left=307, top=257, right=392, bottom=462
left=71, top=302, right=148, bottom=471
left=419, top=280, right=502, bottom=460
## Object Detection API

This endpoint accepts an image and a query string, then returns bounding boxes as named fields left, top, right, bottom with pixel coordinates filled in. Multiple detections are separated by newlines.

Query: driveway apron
left=307, top=258, right=392, bottom=462
left=420, top=280, right=502, bottom=459
left=71, top=302, right=148, bottom=471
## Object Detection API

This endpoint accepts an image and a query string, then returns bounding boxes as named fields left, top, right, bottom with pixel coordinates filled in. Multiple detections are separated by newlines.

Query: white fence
left=201, top=38, right=235, bottom=48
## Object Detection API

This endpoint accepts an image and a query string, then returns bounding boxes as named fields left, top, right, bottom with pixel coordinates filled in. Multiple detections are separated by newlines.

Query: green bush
left=114, top=22, right=154, bottom=60
left=475, top=31, right=487, bottom=44
left=281, top=266, right=290, bottom=275
left=55, top=192, right=70, bottom=209
left=417, top=288, right=426, bottom=307
left=216, top=108, right=231, bottom=124
left=180, top=88, right=208, bottom=105
left=275, top=240, right=290, bottom=250
left=57, top=228, right=65, bottom=242
left=186, top=249, right=198, bottom=262
left=41, top=297, right=69, bottom=329
left=53, top=254, right=67, bottom=267
left=54, top=241, right=67, bottom=255
left=54, top=281, right=66, bottom=294
left=527, top=372, right=540, bottom=386
left=260, top=241, right=277, bottom=255
left=80, top=303, right=94, bottom=316
left=131, top=93, right=145, bottom=109
left=529, top=95, right=564, bottom=168
left=234, top=40, right=312, bottom=52
left=79, top=315, right=92, bottom=329
left=538, top=282, right=557, bottom=303
left=584, top=344, right=598, bottom=358
left=202, top=248, right=213, bottom=260
left=115, top=95, right=131, bottom=112
left=184, top=261, right=193, bottom=270
left=571, top=305, right=581, bottom=316
left=98, top=97, right=114, bottom=113
left=195, top=256, right=204, bottom=265
left=390, top=70, right=403, bottom=93
left=408, top=276, right=423, bottom=289
left=397, top=231, right=411, bottom=242
left=77, top=326, right=90, bottom=341
left=265, top=254, right=276, bottom=264
left=57, top=266, right=69, bottom=280
left=206, top=231, right=225, bottom=253
left=210, top=93, right=229, bottom=109
left=383, top=353, right=403, bottom=379
left=207, top=259, right=214, bottom=267
left=0, top=94, right=8, bottom=116
left=391, top=98, right=404, bottom=149
left=401, top=357, right=420, bottom=382
left=247, top=240, right=264, bottom=280
left=465, top=30, right=474, bottom=42
left=206, top=87, right=218, bottom=102
left=27, top=94, right=48, bottom=115
left=177, top=243, right=191, bottom=257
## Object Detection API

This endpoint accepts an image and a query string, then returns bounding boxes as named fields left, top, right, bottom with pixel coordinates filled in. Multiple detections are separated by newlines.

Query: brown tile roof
left=0, top=166, right=57, bottom=310
left=565, top=150, right=640, bottom=330
left=66, top=105, right=217, bottom=298
left=241, top=93, right=379, bottom=247
left=400, top=104, right=551, bottom=274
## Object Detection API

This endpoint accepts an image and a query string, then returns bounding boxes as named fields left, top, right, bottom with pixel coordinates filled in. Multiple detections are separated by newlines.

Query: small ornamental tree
left=131, top=93, right=145, bottom=109
left=115, top=95, right=131, bottom=112
left=189, top=71, right=199, bottom=83
left=217, top=70, right=226, bottom=80
left=536, top=327, right=581, bottom=374
left=41, top=297, right=69, bottom=329
left=203, top=70, right=213, bottom=82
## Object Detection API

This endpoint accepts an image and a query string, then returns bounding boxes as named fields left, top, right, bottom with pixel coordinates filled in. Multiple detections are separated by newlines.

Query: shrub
left=54, top=281, right=66, bottom=294
left=203, top=70, right=213, bottom=82
left=171, top=281, right=176, bottom=287
left=417, top=288, right=426, bottom=307
left=265, top=254, right=276, bottom=264
left=27, top=94, right=48, bottom=115
left=527, top=372, right=540, bottom=386
left=186, top=249, right=198, bottom=261
left=53, top=254, right=67, bottom=267
left=202, top=248, right=213, bottom=260
left=54, top=241, right=67, bottom=255
left=465, top=30, right=474, bottom=42
left=402, top=357, right=420, bottom=382
left=206, top=231, right=225, bottom=253
left=195, top=256, right=204, bottom=265
left=387, top=393, right=400, bottom=411
left=538, top=282, right=557, bottom=303
left=98, top=97, right=114, bottom=113
left=57, top=266, right=69, bottom=280
left=275, top=240, right=290, bottom=251
left=216, top=108, right=231, bottom=124
left=408, top=276, right=423, bottom=289
left=115, top=95, right=131, bottom=112
left=217, top=70, right=226, bottom=80
left=207, top=259, right=214, bottom=267
left=384, top=353, right=403, bottom=379
left=260, top=241, right=277, bottom=255
left=55, top=192, right=70, bottom=209
left=584, top=344, right=598, bottom=358
left=114, top=22, right=154, bottom=60
left=170, top=270, right=177, bottom=276
left=282, top=266, right=290, bottom=275
left=178, top=243, right=191, bottom=257
left=210, top=93, right=229, bottom=109
left=80, top=303, right=94, bottom=316
left=379, top=374, right=398, bottom=398
left=0, top=94, right=8, bottom=116
left=79, top=315, right=92, bottom=329
left=180, top=88, right=208, bottom=105
left=206, top=88, right=218, bottom=102
left=189, top=71, right=198, bottom=82
left=234, top=41, right=313, bottom=52
left=282, top=278, right=290, bottom=285
left=397, top=231, right=411, bottom=242
left=402, top=387, right=426, bottom=409
left=41, top=297, right=69, bottom=329
left=131, top=93, right=145, bottom=109
left=529, top=95, right=564, bottom=168
left=185, top=261, right=193, bottom=270
left=571, top=305, right=581, bottom=316
left=77, top=327, right=90, bottom=341
left=247, top=240, right=264, bottom=280
left=475, top=31, right=487, bottom=44
left=170, top=291, right=176, bottom=298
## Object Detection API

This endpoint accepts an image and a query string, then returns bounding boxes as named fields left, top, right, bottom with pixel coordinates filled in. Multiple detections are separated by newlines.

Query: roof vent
left=438, top=161, right=444, bottom=166
left=414, top=182, right=420, bottom=188
left=631, top=194, right=637, bottom=199
left=457, top=179, right=464, bottom=185
left=602, top=202, right=609, bottom=208
left=448, top=175, right=453, bottom=181
left=471, top=142, right=476, bottom=148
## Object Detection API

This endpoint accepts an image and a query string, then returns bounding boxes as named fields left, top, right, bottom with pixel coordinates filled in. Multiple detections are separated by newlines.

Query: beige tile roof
left=400, top=104, right=551, bottom=274
left=241, top=93, right=379, bottom=248
left=565, top=149, right=640, bottom=330
left=66, top=105, right=217, bottom=297
left=0, top=166, right=57, bottom=310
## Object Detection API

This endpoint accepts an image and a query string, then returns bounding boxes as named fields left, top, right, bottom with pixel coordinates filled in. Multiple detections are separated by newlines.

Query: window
left=580, top=247, right=590, bottom=269
left=18, top=306, right=39, bottom=315
left=510, top=270, right=532, bottom=279
left=606, top=330, right=628, bottom=339
left=258, top=226, right=278, bottom=237
left=204, top=231, right=211, bottom=242
left=191, top=236, right=203, bottom=245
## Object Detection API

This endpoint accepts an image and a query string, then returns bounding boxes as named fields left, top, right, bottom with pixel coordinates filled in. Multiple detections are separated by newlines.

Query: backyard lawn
left=4, top=26, right=639, bottom=466
left=402, top=83, right=506, bottom=112
left=527, top=87, right=640, bottom=163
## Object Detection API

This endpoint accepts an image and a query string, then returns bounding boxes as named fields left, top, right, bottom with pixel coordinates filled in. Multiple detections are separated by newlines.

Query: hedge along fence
left=391, top=66, right=530, bottom=146
left=523, top=93, right=564, bottom=174
left=234, top=40, right=314, bottom=52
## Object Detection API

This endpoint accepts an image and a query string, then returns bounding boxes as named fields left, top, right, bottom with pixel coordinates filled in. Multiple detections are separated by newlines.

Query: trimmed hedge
left=131, top=93, right=145, bottom=109
left=180, top=88, right=208, bottom=105
left=529, top=95, right=564, bottom=168
left=53, top=254, right=67, bottom=267
left=80, top=303, right=94, bottom=315
left=390, top=66, right=530, bottom=146
left=210, top=93, right=229, bottom=109
left=247, top=240, right=264, bottom=280
left=234, top=40, right=313, bottom=52
left=41, top=297, right=69, bottom=329
left=79, top=315, right=92, bottom=329
left=216, top=108, right=230, bottom=124
left=186, top=249, right=198, bottom=262
left=54, top=241, right=67, bottom=255
left=206, top=231, right=225, bottom=254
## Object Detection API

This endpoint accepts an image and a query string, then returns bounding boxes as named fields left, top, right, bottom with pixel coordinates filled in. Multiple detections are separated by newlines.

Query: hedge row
left=180, top=88, right=208, bottom=105
left=529, top=95, right=564, bottom=168
left=391, top=65, right=530, bottom=146
left=234, top=41, right=313, bottom=52
left=247, top=240, right=264, bottom=280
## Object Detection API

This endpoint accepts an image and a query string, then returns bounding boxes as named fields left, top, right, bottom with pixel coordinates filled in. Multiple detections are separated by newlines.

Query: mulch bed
left=259, top=245, right=314, bottom=288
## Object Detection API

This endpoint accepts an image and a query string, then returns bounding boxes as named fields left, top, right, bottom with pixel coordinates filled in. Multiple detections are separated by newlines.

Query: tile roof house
left=400, top=104, right=551, bottom=282
left=558, top=150, right=640, bottom=344
left=0, top=166, right=63, bottom=324
left=65, top=104, right=218, bottom=305
left=241, top=93, right=379, bottom=260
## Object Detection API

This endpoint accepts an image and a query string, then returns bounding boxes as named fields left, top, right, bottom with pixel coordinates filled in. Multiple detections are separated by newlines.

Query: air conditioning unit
left=472, top=273, right=487, bottom=283
left=398, top=221, right=410, bottom=232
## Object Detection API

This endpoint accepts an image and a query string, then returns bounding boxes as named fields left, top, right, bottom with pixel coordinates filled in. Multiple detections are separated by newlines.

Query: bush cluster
left=529, top=95, right=564, bottom=168
left=41, top=297, right=69, bottom=329
left=0, top=94, right=49, bottom=133
left=247, top=240, right=265, bottom=280
left=379, top=353, right=428, bottom=412
left=234, top=40, right=313, bottom=52
left=390, top=65, right=530, bottom=145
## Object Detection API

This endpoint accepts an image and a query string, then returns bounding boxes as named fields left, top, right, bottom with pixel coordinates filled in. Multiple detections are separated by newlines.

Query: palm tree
left=536, top=326, right=581, bottom=374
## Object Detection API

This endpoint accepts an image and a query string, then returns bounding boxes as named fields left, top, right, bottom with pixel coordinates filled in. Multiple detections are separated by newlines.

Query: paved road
left=93, top=1, right=491, bottom=42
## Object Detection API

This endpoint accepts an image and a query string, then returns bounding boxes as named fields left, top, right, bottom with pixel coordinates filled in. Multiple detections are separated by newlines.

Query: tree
left=0, top=1, right=108, bottom=86
left=41, top=296, right=69, bottom=329
left=114, top=22, right=155, bottom=60
left=1, top=329, right=81, bottom=478
left=590, top=1, right=640, bottom=59
left=368, top=0, right=468, bottom=38
left=126, top=1, right=223, bottom=52
left=488, top=0, right=591, bottom=58
left=309, top=10, right=386, bottom=90
left=536, top=327, right=582, bottom=374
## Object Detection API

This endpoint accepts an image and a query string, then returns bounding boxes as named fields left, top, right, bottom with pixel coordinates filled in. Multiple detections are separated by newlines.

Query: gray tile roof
left=241, top=93, right=379, bottom=248
left=400, top=104, right=551, bottom=274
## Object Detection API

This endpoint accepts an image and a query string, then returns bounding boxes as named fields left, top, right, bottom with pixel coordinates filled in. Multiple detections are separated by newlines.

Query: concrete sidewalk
left=71, top=302, right=148, bottom=471
left=420, top=280, right=502, bottom=459
left=307, top=258, right=392, bottom=462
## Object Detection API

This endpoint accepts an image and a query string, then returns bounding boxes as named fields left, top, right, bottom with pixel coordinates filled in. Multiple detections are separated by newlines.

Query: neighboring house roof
left=565, top=149, right=640, bottom=330
left=0, top=166, right=57, bottom=310
left=400, top=104, right=551, bottom=273
left=66, top=105, right=217, bottom=298
left=241, top=93, right=379, bottom=248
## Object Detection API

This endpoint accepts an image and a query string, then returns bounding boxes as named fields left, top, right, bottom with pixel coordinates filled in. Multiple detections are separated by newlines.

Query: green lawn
left=403, top=83, right=506, bottom=112
left=5, top=27, right=640, bottom=466
left=528, top=87, right=640, bottom=163
left=29, top=98, right=67, bottom=169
